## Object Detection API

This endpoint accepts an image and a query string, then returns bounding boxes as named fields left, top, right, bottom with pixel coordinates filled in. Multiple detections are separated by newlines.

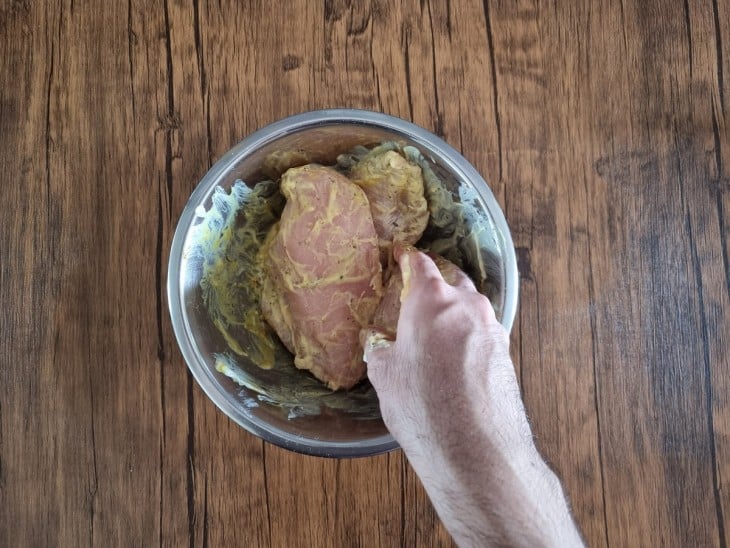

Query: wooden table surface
left=2, top=0, right=728, bottom=546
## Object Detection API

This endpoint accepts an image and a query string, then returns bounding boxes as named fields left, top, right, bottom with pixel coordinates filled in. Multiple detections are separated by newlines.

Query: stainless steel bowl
left=168, top=109, right=518, bottom=457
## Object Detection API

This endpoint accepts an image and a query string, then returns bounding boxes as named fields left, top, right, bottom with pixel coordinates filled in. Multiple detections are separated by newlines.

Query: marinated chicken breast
left=261, top=165, right=383, bottom=390
left=349, top=150, right=429, bottom=261
left=369, top=254, right=472, bottom=339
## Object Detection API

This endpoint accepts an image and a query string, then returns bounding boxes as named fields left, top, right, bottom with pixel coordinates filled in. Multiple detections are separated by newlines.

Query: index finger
left=394, top=245, right=445, bottom=301
left=427, top=252, right=478, bottom=293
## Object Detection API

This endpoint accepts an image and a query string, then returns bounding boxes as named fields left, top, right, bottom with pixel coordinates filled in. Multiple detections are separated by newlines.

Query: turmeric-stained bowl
left=168, top=109, right=518, bottom=457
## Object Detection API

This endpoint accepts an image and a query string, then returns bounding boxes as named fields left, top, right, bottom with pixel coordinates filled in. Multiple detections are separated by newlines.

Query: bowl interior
left=170, top=113, right=516, bottom=457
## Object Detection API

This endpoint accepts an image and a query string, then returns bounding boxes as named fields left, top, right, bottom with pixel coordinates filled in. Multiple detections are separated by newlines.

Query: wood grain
left=1, top=0, right=727, bottom=546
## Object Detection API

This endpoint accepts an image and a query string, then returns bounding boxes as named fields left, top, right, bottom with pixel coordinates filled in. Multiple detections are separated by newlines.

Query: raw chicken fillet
left=369, top=254, right=471, bottom=340
left=349, top=150, right=429, bottom=262
left=261, top=165, right=383, bottom=390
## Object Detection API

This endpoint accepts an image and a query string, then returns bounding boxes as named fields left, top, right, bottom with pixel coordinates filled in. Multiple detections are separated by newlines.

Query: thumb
left=361, top=327, right=394, bottom=366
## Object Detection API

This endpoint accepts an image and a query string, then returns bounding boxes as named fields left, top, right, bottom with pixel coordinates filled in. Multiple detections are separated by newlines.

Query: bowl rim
left=167, top=108, right=519, bottom=458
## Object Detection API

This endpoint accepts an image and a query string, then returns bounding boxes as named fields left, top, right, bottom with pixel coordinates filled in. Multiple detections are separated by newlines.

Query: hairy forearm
left=401, top=438, right=583, bottom=547
left=366, top=248, right=584, bottom=547
left=386, top=358, right=584, bottom=547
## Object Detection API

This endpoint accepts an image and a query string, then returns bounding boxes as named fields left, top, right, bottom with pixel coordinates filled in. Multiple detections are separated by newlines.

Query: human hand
left=363, top=247, right=584, bottom=547
left=363, top=246, right=534, bottom=460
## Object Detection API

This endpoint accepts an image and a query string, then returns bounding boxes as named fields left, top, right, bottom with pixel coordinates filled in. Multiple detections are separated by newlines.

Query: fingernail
left=393, top=243, right=417, bottom=261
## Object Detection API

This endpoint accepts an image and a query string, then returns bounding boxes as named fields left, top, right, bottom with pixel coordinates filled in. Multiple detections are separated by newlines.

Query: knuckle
left=421, top=277, right=448, bottom=296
